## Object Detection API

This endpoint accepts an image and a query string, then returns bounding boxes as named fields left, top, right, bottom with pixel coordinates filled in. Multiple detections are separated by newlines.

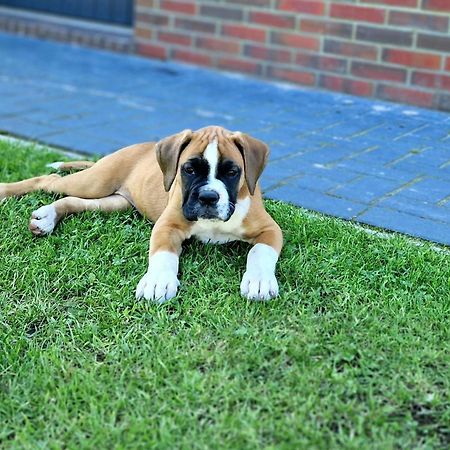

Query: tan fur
left=0, top=126, right=283, bottom=299
left=57, top=161, right=95, bottom=171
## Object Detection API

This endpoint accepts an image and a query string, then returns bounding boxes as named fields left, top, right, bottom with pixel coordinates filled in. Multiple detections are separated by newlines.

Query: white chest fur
left=190, top=197, right=251, bottom=244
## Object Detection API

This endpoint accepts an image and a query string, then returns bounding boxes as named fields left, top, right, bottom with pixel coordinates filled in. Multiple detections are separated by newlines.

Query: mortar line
left=384, top=146, right=432, bottom=168
left=393, top=124, right=429, bottom=141
left=322, top=145, right=379, bottom=169
left=354, top=175, right=425, bottom=219
left=437, top=195, right=450, bottom=206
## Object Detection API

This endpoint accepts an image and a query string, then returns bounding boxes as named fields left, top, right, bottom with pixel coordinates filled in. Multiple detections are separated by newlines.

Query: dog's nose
left=198, top=190, right=219, bottom=205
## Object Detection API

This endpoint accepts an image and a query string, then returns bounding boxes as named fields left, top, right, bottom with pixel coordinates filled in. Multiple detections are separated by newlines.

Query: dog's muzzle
left=183, top=188, right=233, bottom=222
left=196, top=189, right=221, bottom=220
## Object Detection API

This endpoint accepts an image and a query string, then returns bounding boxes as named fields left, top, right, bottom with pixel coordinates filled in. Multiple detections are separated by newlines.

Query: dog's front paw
left=29, top=205, right=57, bottom=236
left=136, top=270, right=179, bottom=303
left=240, top=269, right=279, bottom=301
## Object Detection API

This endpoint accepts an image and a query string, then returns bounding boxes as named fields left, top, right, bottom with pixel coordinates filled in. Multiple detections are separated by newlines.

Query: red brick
left=296, top=53, right=347, bottom=73
left=249, top=11, right=296, bottom=29
left=361, top=0, right=417, bottom=6
left=222, top=24, right=266, bottom=42
left=423, top=0, right=450, bottom=12
left=136, top=0, right=154, bottom=7
left=158, top=31, right=192, bottom=46
left=136, top=42, right=167, bottom=60
left=389, top=10, right=448, bottom=32
left=330, top=4, right=385, bottom=24
left=446, top=57, right=450, bottom=72
left=267, top=67, right=316, bottom=85
left=196, top=37, right=240, bottom=54
left=172, top=49, right=212, bottom=66
left=417, top=33, right=450, bottom=52
left=434, top=93, right=450, bottom=111
left=175, top=18, right=215, bottom=34
left=324, top=39, right=378, bottom=61
left=200, top=5, right=243, bottom=20
left=377, top=85, right=434, bottom=108
left=356, top=25, right=412, bottom=46
left=278, top=0, right=325, bottom=15
left=160, top=0, right=196, bottom=14
left=217, top=57, right=262, bottom=75
left=244, top=44, right=292, bottom=63
left=383, top=49, right=441, bottom=70
left=351, top=61, right=406, bottom=82
left=319, top=75, right=374, bottom=96
left=228, top=0, right=271, bottom=6
left=412, top=72, right=450, bottom=90
left=135, top=13, right=169, bottom=26
left=271, top=31, right=320, bottom=51
left=135, top=27, right=152, bottom=40
left=300, top=19, right=352, bottom=38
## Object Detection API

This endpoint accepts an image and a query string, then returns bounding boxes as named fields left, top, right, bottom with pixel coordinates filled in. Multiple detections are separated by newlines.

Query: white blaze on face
left=202, top=138, right=230, bottom=220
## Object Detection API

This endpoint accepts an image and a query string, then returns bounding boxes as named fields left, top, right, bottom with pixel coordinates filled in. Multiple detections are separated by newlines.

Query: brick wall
left=135, top=0, right=450, bottom=111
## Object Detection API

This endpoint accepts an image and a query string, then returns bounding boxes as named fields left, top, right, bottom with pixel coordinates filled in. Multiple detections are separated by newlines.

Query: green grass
left=0, top=139, right=449, bottom=450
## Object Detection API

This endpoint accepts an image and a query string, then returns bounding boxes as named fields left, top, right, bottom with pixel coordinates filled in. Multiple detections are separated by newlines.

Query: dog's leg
left=29, top=194, right=131, bottom=236
left=1, top=150, right=134, bottom=200
left=240, top=218, right=283, bottom=301
left=135, top=217, right=187, bottom=303
left=0, top=169, right=118, bottom=200
left=0, top=174, right=62, bottom=200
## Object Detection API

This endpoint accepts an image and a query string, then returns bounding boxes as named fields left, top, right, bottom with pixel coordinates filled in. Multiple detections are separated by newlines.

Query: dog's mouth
left=183, top=201, right=235, bottom=222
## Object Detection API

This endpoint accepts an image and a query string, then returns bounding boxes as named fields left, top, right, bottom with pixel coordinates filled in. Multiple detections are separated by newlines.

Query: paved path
left=1, top=32, right=449, bottom=245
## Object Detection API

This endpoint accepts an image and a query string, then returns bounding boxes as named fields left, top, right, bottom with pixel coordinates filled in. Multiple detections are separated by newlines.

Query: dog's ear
left=156, top=129, right=193, bottom=191
left=232, top=132, right=269, bottom=195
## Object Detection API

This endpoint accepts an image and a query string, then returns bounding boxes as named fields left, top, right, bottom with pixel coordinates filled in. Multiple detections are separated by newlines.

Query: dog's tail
left=46, top=161, right=95, bottom=172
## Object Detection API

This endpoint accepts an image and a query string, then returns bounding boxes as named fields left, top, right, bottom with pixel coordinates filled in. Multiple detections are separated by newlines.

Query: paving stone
left=266, top=155, right=359, bottom=184
left=351, top=142, right=432, bottom=166
left=387, top=147, right=450, bottom=174
left=378, top=194, right=450, bottom=225
left=279, top=173, right=345, bottom=193
left=0, top=116, right=61, bottom=139
left=334, top=160, right=428, bottom=182
left=399, top=123, right=450, bottom=142
left=331, top=175, right=409, bottom=204
left=358, top=207, right=450, bottom=246
left=42, top=131, right=123, bottom=155
left=399, top=177, right=450, bottom=203
left=269, top=185, right=366, bottom=220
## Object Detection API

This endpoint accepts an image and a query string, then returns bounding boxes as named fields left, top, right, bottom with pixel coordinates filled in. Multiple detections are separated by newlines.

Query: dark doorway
left=0, top=0, right=133, bottom=26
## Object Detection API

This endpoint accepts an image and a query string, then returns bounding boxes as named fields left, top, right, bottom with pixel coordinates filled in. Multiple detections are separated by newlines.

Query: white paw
left=46, top=162, right=64, bottom=171
left=29, top=204, right=57, bottom=236
left=136, top=270, right=179, bottom=303
left=240, top=270, right=279, bottom=300
left=241, top=243, right=280, bottom=300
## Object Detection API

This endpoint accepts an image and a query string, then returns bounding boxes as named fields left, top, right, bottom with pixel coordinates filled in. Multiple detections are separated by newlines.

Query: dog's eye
left=226, top=169, right=238, bottom=177
left=184, top=166, right=195, bottom=175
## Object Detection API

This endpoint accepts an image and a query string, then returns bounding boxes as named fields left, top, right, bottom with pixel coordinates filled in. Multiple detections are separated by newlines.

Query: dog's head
left=156, top=126, right=269, bottom=222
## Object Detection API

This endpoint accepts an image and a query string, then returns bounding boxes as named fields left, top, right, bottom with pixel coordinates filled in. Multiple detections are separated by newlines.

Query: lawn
left=0, top=139, right=449, bottom=450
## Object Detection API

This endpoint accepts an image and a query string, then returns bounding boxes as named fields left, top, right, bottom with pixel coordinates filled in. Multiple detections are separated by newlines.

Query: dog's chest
left=190, top=197, right=250, bottom=244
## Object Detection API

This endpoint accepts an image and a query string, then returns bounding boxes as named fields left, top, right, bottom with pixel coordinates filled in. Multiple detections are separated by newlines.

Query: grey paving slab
left=269, top=185, right=366, bottom=220
left=0, top=31, right=449, bottom=245
left=358, top=207, right=450, bottom=246
left=330, top=175, right=410, bottom=204
left=400, top=178, right=450, bottom=203
left=378, top=194, right=450, bottom=225
left=0, top=116, right=62, bottom=139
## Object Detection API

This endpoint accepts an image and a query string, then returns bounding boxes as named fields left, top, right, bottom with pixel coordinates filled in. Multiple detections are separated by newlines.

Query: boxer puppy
left=0, top=126, right=283, bottom=302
